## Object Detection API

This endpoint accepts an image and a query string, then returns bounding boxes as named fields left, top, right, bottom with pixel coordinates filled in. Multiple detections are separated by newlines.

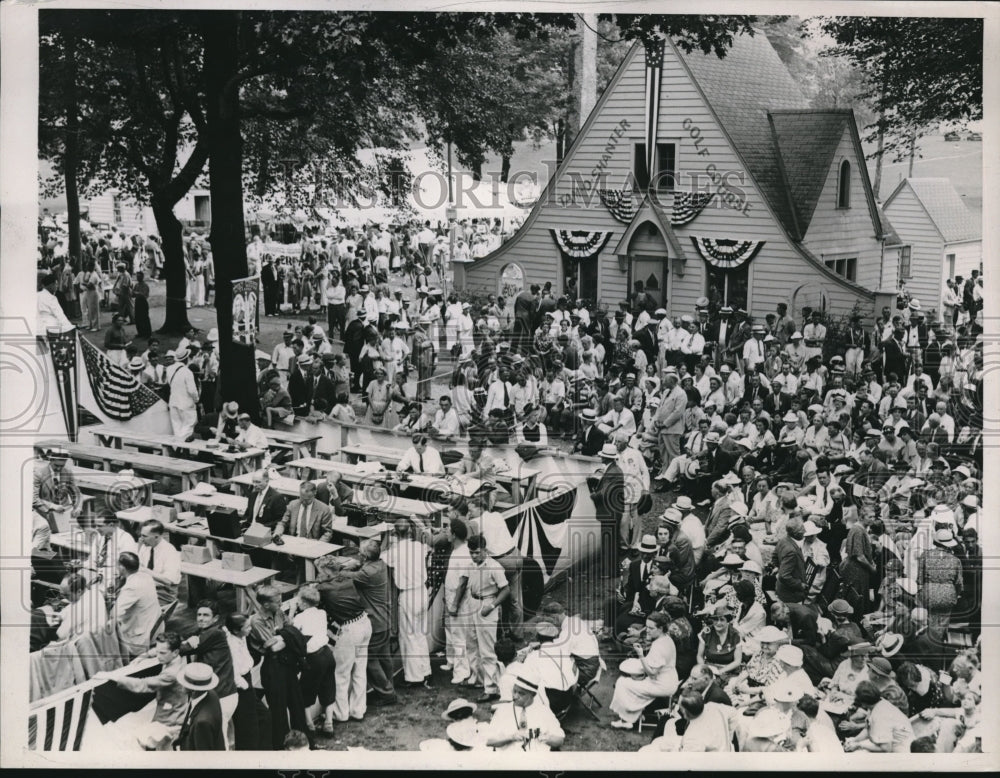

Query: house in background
left=882, top=178, right=982, bottom=316
left=82, top=188, right=212, bottom=233
left=457, top=30, right=889, bottom=322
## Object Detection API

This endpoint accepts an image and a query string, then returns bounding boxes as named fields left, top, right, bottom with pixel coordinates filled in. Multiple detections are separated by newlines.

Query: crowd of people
left=33, top=202, right=986, bottom=754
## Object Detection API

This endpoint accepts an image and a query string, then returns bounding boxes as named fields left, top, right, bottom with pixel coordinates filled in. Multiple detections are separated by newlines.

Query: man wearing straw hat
left=174, top=662, right=226, bottom=751
left=485, top=667, right=564, bottom=751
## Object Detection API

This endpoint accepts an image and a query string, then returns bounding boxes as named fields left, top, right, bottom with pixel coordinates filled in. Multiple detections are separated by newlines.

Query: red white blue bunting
left=689, top=236, right=766, bottom=270
left=550, top=229, right=614, bottom=260
left=597, top=189, right=639, bottom=223
left=671, top=192, right=714, bottom=226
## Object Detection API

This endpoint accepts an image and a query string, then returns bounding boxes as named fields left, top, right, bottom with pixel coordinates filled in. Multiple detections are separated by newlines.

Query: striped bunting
left=597, top=188, right=639, bottom=223
left=28, top=687, right=93, bottom=751
left=689, top=236, right=766, bottom=270
left=670, top=192, right=715, bottom=226
left=550, top=230, right=614, bottom=260
left=79, top=336, right=160, bottom=420
left=644, top=38, right=665, bottom=184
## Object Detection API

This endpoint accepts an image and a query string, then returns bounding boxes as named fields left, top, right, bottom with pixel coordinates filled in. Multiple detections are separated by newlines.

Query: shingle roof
left=679, top=31, right=809, bottom=239
left=898, top=178, right=981, bottom=243
left=768, top=111, right=852, bottom=238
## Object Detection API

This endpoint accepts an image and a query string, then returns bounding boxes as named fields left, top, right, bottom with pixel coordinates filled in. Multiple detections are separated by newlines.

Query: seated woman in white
left=610, top=612, right=679, bottom=729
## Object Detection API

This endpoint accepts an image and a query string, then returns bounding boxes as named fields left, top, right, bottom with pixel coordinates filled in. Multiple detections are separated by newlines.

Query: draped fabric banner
left=643, top=37, right=665, bottom=181
left=232, top=275, right=260, bottom=346
left=689, top=236, right=766, bottom=270
left=550, top=230, right=614, bottom=260
left=597, top=188, right=639, bottom=224
left=671, top=192, right=715, bottom=226
left=46, top=328, right=79, bottom=441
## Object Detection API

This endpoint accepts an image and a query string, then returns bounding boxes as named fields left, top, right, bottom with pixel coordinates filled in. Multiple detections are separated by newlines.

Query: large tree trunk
left=203, top=11, right=259, bottom=421
left=63, top=31, right=82, bottom=264
left=151, top=197, right=192, bottom=335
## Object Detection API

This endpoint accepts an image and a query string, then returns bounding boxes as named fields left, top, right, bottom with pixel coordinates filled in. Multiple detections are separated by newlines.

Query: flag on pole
left=79, top=336, right=161, bottom=421
left=232, top=276, right=260, bottom=346
left=46, top=328, right=79, bottom=441
left=644, top=37, right=665, bottom=184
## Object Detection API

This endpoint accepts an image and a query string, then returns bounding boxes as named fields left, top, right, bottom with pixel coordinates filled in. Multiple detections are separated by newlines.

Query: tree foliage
left=818, top=16, right=983, bottom=160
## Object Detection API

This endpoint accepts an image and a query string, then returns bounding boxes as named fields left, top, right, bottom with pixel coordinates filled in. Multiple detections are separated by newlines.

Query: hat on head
left=961, top=494, right=979, bottom=508
left=639, top=534, right=658, bottom=553
left=782, top=412, right=799, bottom=423
left=908, top=299, right=921, bottom=311
left=655, top=308, right=668, bottom=317
left=953, top=465, right=972, bottom=479
left=896, top=578, right=918, bottom=596
left=297, top=354, right=313, bottom=366
left=534, top=621, right=559, bottom=640
left=695, top=296, right=709, bottom=308
left=441, top=699, right=477, bottom=721
left=848, top=641, right=875, bottom=655
left=128, top=357, right=144, bottom=370
left=47, top=446, right=70, bottom=462
left=719, top=364, right=732, bottom=373
left=876, top=632, right=904, bottom=658
left=868, top=657, right=893, bottom=677
left=802, top=520, right=822, bottom=537
left=740, top=559, right=763, bottom=576
left=729, top=501, right=749, bottom=517
left=764, top=334, right=776, bottom=343
left=223, top=401, right=240, bottom=418
left=176, top=662, right=219, bottom=692
left=719, top=305, right=733, bottom=314
left=768, top=678, right=803, bottom=703
left=790, top=331, right=803, bottom=341
left=865, top=428, right=883, bottom=439
left=680, top=314, right=694, bottom=324
left=512, top=668, right=541, bottom=695
left=755, top=625, right=787, bottom=644
left=934, top=528, right=958, bottom=548
left=674, top=495, right=693, bottom=511
left=751, top=324, right=766, bottom=333
left=580, top=408, right=598, bottom=422
left=720, top=552, right=743, bottom=567
left=598, top=443, right=619, bottom=459
left=722, top=472, right=742, bottom=486
left=775, top=644, right=803, bottom=667
left=206, top=327, right=219, bottom=343
left=828, top=599, right=854, bottom=617
left=660, top=507, right=682, bottom=527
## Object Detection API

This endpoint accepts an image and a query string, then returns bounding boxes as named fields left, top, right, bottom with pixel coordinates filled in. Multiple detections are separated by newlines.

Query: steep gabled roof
left=879, top=207, right=902, bottom=247
left=679, top=32, right=809, bottom=239
left=884, top=178, right=981, bottom=243
left=610, top=194, right=689, bottom=262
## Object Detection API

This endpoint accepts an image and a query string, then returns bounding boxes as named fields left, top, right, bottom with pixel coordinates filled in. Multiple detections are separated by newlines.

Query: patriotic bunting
left=232, top=276, right=260, bottom=346
left=597, top=188, right=639, bottom=223
left=46, top=329, right=79, bottom=441
left=79, top=336, right=161, bottom=421
left=670, top=192, right=715, bottom=226
left=550, top=230, right=613, bottom=260
left=643, top=38, right=665, bottom=184
left=689, top=236, right=766, bottom=270
left=505, top=487, right=577, bottom=581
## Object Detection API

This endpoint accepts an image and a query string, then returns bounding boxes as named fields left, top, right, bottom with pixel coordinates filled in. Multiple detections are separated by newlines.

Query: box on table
left=152, top=505, right=178, bottom=524
left=181, top=544, right=213, bottom=564
left=243, top=522, right=273, bottom=547
left=221, top=552, right=252, bottom=571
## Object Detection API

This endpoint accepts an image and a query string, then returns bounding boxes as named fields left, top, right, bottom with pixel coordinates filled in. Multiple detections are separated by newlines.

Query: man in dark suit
left=180, top=600, right=238, bottom=745
left=175, top=662, right=225, bottom=751
left=573, top=409, right=607, bottom=457
left=275, top=481, right=334, bottom=543
left=588, top=443, right=625, bottom=579
left=606, top=533, right=660, bottom=634
left=881, top=327, right=909, bottom=384
left=306, top=358, right=337, bottom=414
left=242, top=470, right=288, bottom=530
left=288, top=354, right=313, bottom=415
left=315, top=471, right=354, bottom=515
left=741, top=372, right=771, bottom=408
left=635, top=321, right=659, bottom=365
left=773, top=517, right=808, bottom=604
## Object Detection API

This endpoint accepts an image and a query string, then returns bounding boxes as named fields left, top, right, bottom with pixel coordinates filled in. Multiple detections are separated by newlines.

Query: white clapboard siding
left=883, top=183, right=946, bottom=312
left=802, top=127, right=885, bottom=291
left=464, top=35, right=876, bottom=319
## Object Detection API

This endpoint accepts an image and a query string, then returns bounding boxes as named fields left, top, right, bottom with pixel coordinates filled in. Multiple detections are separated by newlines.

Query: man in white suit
left=163, top=349, right=200, bottom=440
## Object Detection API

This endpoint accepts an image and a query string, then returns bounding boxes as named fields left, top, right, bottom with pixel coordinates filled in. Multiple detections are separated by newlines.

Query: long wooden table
left=50, top=531, right=278, bottom=611
left=36, top=439, right=214, bottom=492
left=172, top=488, right=249, bottom=513
left=116, top=506, right=344, bottom=581
left=70, top=467, right=156, bottom=510
left=287, top=457, right=485, bottom=498
left=86, top=425, right=267, bottom=475
left=338, top=443, right=539, bottom=503
left=262, top=429, right=321, bottom=459
left=227, top=472, right=324, bottom=498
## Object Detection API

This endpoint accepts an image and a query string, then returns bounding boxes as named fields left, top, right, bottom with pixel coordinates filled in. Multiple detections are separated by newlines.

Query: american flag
left=643, top=37, right=665, bottom=184
left=47, top=329, right=79, bottom=440
left=79, top=336, right=160, bottom=420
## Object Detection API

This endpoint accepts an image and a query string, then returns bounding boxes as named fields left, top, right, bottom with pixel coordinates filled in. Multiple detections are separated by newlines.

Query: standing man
left=179, top=601, right=238, bottom=747
left=774, top=517, right=809, bottom=604
left=33, top=448, right=82, bottom=533
left=470, top=489, right=524, bottom=642
left=163, top=350, right=199, bottom=440
left=654, top=369, right=687, bottom=469
left=112, top=551, right=161, bottom=657
left=615, top=433, right=650, bottom=556
left=588, top=443, right=627, bottom=578
left=412, top=316, right=436, bottom=402
left=466, top=533, right=511, bottom=704
left=383, top=518, right=432, bottom=688
left=340, top=538, right=397, bottom=705
left=802, top=311, right=827, bottom=363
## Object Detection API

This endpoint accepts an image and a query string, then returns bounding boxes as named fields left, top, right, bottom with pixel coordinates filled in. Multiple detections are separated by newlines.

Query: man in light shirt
left=469, top=490, right=523, bottom=642
left=615, top=433, right=650, bottom=553
left=137, top=519, right=182, bottom=606
left=431, top=395, right=462, bottom=440
left=271, top=330, right=296, bottom=378
left=396, top=433, right=446, bottom=475
left=743, top=325, right=768, bottom=372
left=597, top=396, right=636, bottom=439
left=224, top=412, right=268, bottom=451
left=37, top=272, right=74, bottom=334
left=383, top=518, right=432, bottom=687
left=89, top=513, right=138, bottom=591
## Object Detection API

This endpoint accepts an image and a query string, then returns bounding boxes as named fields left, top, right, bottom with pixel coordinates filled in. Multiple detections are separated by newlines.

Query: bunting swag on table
left=505, top=487, right=577, bottom=582
left=232, top=276, right=260, bottom=346
left=597, top=188, right=639, bottom=224
left=550, top=230, right=614, bottom=260
left=671, top=192, right=715, bottom=226
left=689, top=236, right=766, bottom=270
left=46, top=328, right=80, bottom=441
left=643, top=37, right=665, bottom=182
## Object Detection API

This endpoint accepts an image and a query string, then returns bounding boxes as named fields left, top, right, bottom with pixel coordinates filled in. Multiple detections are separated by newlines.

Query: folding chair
left=565, top=659, right=606, bottom=722
left=637, top=694, right=672, bottom=733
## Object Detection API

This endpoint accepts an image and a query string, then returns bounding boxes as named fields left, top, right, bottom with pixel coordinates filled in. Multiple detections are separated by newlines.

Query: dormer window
left=837, top=160, right=851, bottom=209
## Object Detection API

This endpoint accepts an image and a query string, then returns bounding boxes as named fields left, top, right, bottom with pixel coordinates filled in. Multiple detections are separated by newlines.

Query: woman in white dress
left=610, top=612, right=679, bottom=728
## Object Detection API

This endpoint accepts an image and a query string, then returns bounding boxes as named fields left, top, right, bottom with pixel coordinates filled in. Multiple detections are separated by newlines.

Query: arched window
left=837, top=160, right=851, bottom=209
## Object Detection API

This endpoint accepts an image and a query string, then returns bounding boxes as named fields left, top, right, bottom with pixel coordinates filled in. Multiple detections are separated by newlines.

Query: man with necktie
left=275, top=481, right=334, bottom=543
left=241, top=469, right=288, bottom=530
left=396, top=433, right=445, bottom=475
left=742, top=324, right=767, bottom=372
left=137, top=519, right=182, bottom=607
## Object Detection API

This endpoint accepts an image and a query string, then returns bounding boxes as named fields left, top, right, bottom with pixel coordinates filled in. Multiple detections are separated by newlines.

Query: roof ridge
left=767, top=108, right=854, bottom=116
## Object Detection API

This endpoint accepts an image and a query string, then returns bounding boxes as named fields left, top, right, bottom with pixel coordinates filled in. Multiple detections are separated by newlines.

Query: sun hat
left=740, top=560, right=763, bottom=576
left=223, top=401, right=240, bottom=418
left=446, top=720, right=489, bottom=750
left=580, top=408, right=598, bottom=421
left=868, top=657, right=893, bottom=677
left=720, top=552, right=743, bottom=567
left=128, top=357, right=144, bottom=370
left=206, top=327, right=219, bottom=343
left=876, top=632, right=904, bottom=658
left=674, top=495, right=694, bottom=511
left=660, top=508, right=682, bottom=527
left=755, top=625, right=788, bottom=644
left=748, top=708, right=790, bottom=739
left=828, top=599, right=854, bottom=617
left=961, top=494, right=979, bottom=508
left=775, top=644, right=803, bottom=667
left=534, top=621, right=560, bottom=640
left=639, top=534, right=658, bottom=553
left=176, top=662, right=219, bottom=692
left=729, top=501, right=749, bottom=517
left=933, top=528, right=958, bottom=548
left=802, top=520, right=822, bottom=537
left=683, top=460, right=701, bottom=479
left=441, top=699, right=478, bottom=721
left=598, top=443, right=619, bottom=459
left=768, top=678, right=803, bottom=703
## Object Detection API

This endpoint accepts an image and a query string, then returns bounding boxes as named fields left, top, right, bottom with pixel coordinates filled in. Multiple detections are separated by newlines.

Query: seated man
left=396, top=433, right=445, bottom=476
left=225, top=412, right=269, bottom=451
left=539, top=600, right=602, bottom=688
left=485, top=668, right=565, bottom=752
left=500, top=622, right=578, bottom=716
left=315, top=470, right=353, bottom=515
left=113, top=551, right=161, bottom=657
left=241, top=469, right=288, bottom=530
left=275, top=481, right=334, bottom=543
left=260, top=375, right=293, bottom=428
left=136, top=520, right=182, bottom=607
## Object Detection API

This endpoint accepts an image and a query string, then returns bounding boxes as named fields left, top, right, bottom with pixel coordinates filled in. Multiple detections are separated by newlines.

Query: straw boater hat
left=223, top=401, right=240, bottom=419
left=441, top=699, right=477, bottom=721
left=598, top=443, right=619, bottom=459
left=176, top=662, right=219, bottom=692
left=128, top=357, right=145, bottom=371
left=638, top=534, right=658, bottom=553
left=876, top=632, right=904, bottom=658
